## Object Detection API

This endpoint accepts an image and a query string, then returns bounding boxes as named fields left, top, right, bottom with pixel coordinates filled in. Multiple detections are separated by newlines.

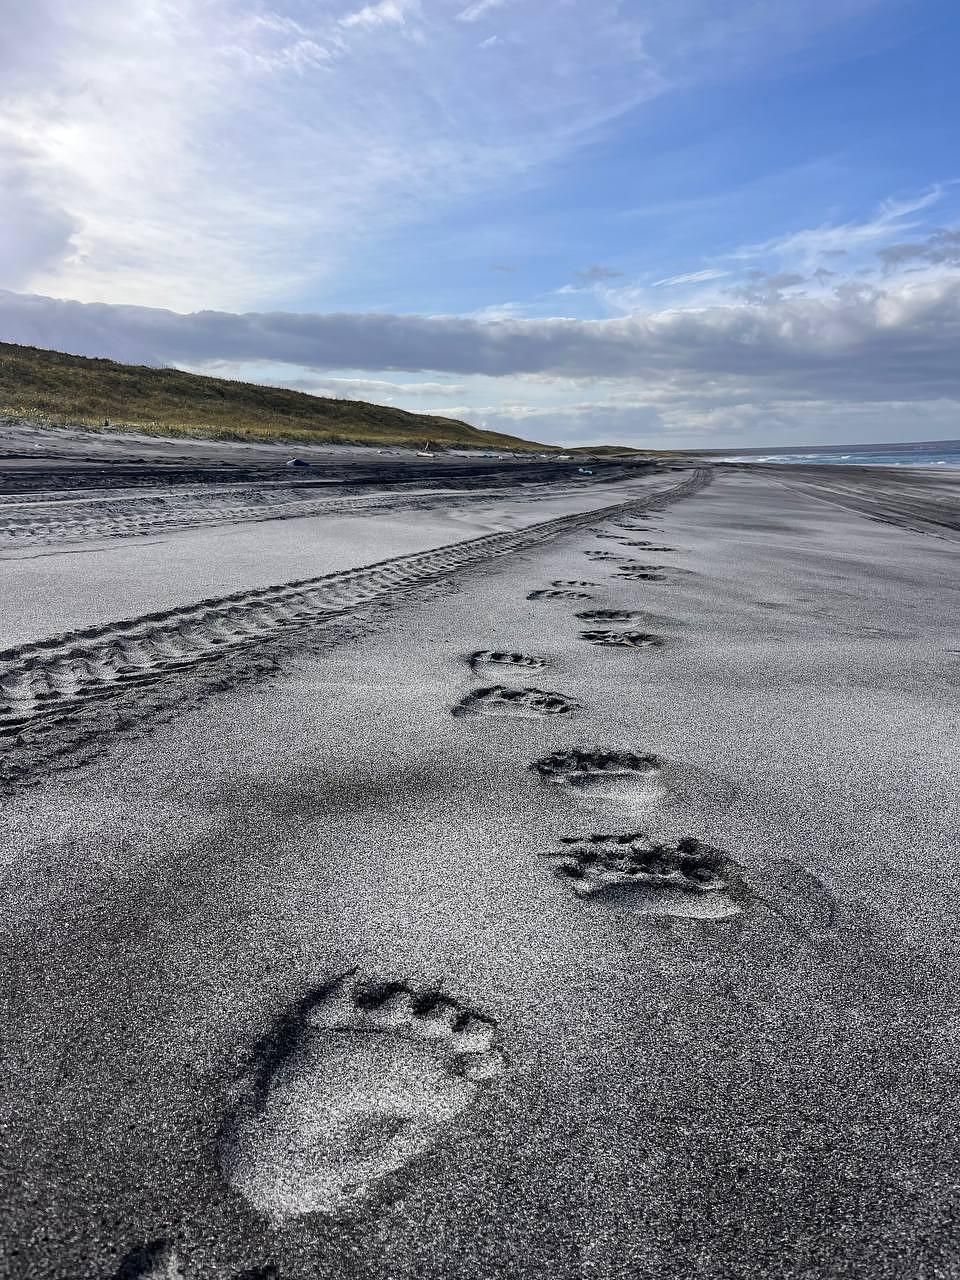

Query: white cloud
left=468, top=301, right=533, bottom=321
left=340, top=0, right=419, bottom=29
left=193, top=368, right=467, bottom=398
left=8, top=224, right=960, bottom=449
left=457, top=0, right=511, bottom=22
left=652, top=268, right=730, bottom=287
left=732, top=188, right=947, bottom=270
left=0, top=145, right=80, bottom=288
left=879, top=228, right=960, bottom=270
left=0, top=0, right=664, bottom=311
left=5, top=257, right=960, bottom=403
left=0, top=0, right=891, bottom=316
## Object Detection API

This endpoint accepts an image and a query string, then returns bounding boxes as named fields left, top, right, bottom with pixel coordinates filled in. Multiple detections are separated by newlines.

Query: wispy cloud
left=456, top=0, right=511, bottom=22
left=0, top=0, right=664, bottom=311
left=340, top=0, right=419, bottom=30
left=732, top=188, right=947, bottom=269
left=652, top=268, right=729, bottom=287
left=0, top=1, right=891, bottom=316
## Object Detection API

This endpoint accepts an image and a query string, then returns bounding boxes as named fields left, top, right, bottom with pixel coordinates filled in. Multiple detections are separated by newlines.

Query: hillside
left=568, top=444, right=650, bottom=456
left=0, top=342, right=546, bottom=451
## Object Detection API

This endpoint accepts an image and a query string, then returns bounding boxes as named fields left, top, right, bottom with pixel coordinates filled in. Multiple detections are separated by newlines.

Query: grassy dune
left=0, top=342, right=547, bottom=450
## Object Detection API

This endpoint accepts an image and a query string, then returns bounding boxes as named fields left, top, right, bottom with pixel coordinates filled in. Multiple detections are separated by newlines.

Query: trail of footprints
left=2, top=482, right=714, bottom=793
left=111, top=477, right=764, bottom=1267
left=215, top=506, right=694, bottom=1230
left=450, top=519, right=747, bottom=927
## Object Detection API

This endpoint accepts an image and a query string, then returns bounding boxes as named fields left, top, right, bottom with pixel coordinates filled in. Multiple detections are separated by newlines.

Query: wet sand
left=1, top=462, right=958, bottom=1279
left=740, top=460, right=960, bottom=541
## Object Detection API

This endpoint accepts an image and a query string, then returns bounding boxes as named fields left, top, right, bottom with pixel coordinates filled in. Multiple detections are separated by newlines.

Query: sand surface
left=1, top=461, right=958, bottom=1279
left=0, top=474, right=670, bottom=647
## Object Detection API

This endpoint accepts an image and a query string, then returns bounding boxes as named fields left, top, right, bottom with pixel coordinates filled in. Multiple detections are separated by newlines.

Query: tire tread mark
left=0, top=470, right=709, bottom=790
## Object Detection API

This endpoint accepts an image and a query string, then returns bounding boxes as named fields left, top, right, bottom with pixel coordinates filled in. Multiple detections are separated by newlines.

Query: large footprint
left=452, top=685, right=579, bottom=718
left=527, top=588, right=593, bottom=601
left=531, top=749, right=667, bottom=807
left=579, top=629, right=664, bottom=649
left=468, top=650, right=547, bottom=675
left=220, top=977, right=507, bottom=1219
left=548, top=834, right=749, bottom=919
left=576, top=609, right=640, bottom=622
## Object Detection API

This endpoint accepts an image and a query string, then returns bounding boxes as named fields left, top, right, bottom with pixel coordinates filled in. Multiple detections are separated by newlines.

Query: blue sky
left=2, top=0, right=959, bottom=447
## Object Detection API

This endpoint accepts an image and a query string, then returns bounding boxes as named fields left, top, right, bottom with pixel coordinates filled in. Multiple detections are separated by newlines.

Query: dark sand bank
left=1, top=465, right=958, bottom=1279
left=0, top=418, right=649, bottom=498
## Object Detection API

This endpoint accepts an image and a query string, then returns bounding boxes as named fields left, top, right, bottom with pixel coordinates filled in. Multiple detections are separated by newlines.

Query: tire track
left=0, top=469, right=709, bottom=791
left=0, top=483, right=552, bottom=549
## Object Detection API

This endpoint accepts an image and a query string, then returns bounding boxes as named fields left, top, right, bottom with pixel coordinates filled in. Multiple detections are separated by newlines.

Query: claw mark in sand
left=576, top=609, right=639, bottom=622
left=551, top=580, right=596, bottom=588
left=580, top=630, right=664, bottom=649
left=531, top=749, right=666, bottom=805
left=453, top=685, right=578, bottom=718
left=468, top=651, right=547, bottom=674
left=550, top=834, right=748, bottom=918
left=617, top=570, right=667, bottom=582
left=527, top=589, right=593, bottom=601
left=220, top=975, right=507, bottom=1218
left=584, top=550, right=622, bottom=562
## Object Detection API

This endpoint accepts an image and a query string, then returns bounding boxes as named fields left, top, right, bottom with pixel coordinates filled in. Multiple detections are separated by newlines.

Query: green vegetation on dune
left=0, top=342, right=547, bottom=451
left=568, top=444, right=652, bottom=456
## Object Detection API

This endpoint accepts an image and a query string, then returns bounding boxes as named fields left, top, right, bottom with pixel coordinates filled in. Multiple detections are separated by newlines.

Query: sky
left=2, top=0, right=959, bottom=448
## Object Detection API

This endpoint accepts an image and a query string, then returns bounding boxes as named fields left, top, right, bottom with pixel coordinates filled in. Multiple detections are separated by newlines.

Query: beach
left=1, top=453, right=958, bottom=1279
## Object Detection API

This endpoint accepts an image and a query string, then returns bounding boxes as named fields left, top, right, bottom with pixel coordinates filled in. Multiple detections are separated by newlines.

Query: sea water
left=715, top=439, right=960, bottom=466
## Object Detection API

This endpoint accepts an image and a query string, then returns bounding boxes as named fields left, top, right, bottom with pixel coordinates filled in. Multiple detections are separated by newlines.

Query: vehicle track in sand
left=0, top=471, right=710, bottom=791
left=0, top=482, right=561, bottom=549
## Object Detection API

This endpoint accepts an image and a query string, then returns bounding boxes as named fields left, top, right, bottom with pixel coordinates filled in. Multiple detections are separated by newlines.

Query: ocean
left=714, top=439, right=960, bottom=467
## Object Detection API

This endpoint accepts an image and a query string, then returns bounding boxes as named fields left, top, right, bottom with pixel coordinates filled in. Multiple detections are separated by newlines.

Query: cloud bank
left=4, top=268, right=959, bottom=406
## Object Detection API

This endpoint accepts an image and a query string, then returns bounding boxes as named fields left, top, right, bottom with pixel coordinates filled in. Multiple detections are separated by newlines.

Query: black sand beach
left=2, top=439, right=958, bottom=1279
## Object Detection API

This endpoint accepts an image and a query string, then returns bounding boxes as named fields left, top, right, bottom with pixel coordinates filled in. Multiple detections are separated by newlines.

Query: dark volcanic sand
left=1, top=460, right=959, bottom=1279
